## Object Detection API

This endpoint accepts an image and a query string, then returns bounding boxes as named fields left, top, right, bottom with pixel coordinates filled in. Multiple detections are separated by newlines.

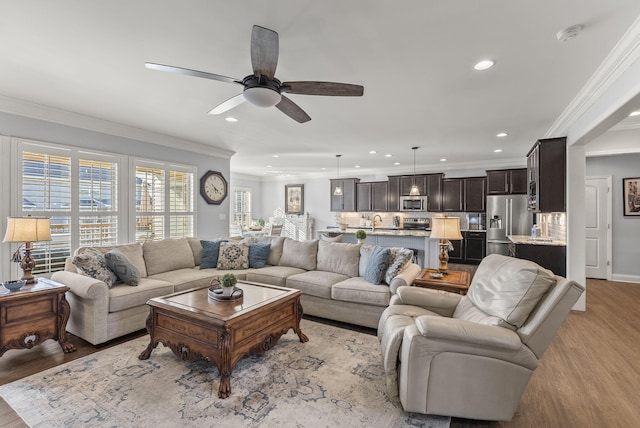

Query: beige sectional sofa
left=51, top=236, right=422, bottom=345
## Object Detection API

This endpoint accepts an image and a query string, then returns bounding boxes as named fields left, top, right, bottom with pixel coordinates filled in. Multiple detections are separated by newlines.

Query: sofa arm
left=51, top=271, right=109, bottom=300
left=394, top=286, right=461, bottom=317
left=415, top=315, right=522, bottom=351
left=389, top=263, right=422, bottom=294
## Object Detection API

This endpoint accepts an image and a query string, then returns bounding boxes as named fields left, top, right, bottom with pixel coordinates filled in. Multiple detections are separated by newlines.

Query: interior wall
left=586, top=152, right=640, bottom=282
left=230, top=173, right=263, bottom=224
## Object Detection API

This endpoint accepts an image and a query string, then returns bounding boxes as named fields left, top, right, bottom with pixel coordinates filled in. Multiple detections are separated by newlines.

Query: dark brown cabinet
left=387, top=174, right=441, bottom=212
left=442, top=177, right=486, bottom=212
left=427, top=173, right=443, bottom=211
left=330, top=178, right=359, bottom=212
left=387, top=176, right=400, bottom=211
left=357, top=181, right=387, bottom=211
left=527, top=137, right=566, bottom=212
left=486, top=169, right=527, bottom=195
left=447, top=231, right=486, bottom=265
left=511, top=243, right=566, bottom=276
left=400, top=175, right=427, bottom=196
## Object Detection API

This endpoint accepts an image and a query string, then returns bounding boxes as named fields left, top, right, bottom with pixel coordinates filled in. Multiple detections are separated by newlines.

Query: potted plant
left=220, top=273, right=238, bottom=297
left=355, top=229, right=367, bottom=244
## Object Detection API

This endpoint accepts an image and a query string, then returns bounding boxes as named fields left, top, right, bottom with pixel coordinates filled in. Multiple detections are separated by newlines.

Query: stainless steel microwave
left=400, top=196, right=428, bottom=211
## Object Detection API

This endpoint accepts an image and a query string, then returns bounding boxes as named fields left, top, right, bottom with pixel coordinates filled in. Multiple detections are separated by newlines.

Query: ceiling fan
left=145, top=25, right=364, bottom=123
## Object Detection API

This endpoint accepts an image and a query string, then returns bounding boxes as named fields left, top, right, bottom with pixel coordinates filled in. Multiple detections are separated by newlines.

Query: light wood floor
left=1, top=279, right=639, bottom=427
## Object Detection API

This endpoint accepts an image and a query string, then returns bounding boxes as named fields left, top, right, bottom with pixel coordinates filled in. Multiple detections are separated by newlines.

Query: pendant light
left=409, top=146, right=420, bottom=196
left=333, top=154, right=343, bottom=196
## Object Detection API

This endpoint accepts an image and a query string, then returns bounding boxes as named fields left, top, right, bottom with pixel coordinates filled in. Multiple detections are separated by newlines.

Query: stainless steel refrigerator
left=486, top=195, right=533, bottom=256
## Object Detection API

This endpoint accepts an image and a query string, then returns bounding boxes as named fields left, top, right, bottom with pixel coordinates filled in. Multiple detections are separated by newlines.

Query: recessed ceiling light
left=321, top=167, right=326, bottom=170
left=369, top=150, right=377, bottom=154
left=496, top=132, right=509, bottom=137
left=474, top=60, right=495, bottom=71
left=354, top=165, right=361, bottom=168
left=225, top=117, right=238, bottom=122
left=272, top=155, right=279, bottom=158
left=267, top=165, right=272, bottom=168
left=384, top=154, right=392, bottom=158
left=494, top=149, right=503, bottom=153
left=440, top=158, right=447, bottom=162
left=629, top=111, right=640, bottom=117
left=394, top=162, right=400, bottom=166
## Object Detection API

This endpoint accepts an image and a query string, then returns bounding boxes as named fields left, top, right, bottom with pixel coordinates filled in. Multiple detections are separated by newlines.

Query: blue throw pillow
left=364, top=246, right=390, bottom=285
left=200, top=239, right=227, bottom=269
left=248, top=242, right=271, bottom=268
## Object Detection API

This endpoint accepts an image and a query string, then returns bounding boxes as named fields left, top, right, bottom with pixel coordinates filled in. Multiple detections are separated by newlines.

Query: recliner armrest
left=395, top=286, right=461, bottom=317
left=415, top=315, right=522, bottom=351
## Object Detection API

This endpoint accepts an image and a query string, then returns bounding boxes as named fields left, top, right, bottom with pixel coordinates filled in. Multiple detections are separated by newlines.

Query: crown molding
left=0, top=94, right=235, bottom=159
left=585, top=147, right=640, bottom=157
left=545, top=15, right=640, bottom=138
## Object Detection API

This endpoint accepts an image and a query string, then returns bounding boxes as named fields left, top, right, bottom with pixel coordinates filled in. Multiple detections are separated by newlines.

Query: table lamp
left=429, top=216, right=462, bottom=274
left=3, top=216, right=52, bottom=284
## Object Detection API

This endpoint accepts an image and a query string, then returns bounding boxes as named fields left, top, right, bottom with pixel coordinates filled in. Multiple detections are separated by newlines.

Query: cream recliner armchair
left=378, top=254, right=584, bottom=421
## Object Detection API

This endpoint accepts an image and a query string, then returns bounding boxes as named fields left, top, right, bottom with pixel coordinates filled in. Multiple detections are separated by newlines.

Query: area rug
left=0, top=319, right=450, bottom=428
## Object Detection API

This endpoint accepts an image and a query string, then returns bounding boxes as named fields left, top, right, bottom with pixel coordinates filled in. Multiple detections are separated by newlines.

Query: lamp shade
left=429, top=216, right=462, bottom=240
left=3, top=217, right=52, bottom=243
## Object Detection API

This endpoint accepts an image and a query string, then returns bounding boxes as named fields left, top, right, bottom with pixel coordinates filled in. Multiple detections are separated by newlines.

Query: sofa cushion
left=200, top=239, right=227, bottom=269
left=148, top=268, right=217, bottom=292
left=279, top=239, right=318, bottom=270
left=108, top=277, right=174, bottom=313
left=332, top=277, right=391, bottom=306
left=286, top=271, right=349, bottom=299
left=248, top=242, right=271, bottom=268
left=217, top=242, right=249, bottom=270
left=187, top=237, right=203, bottom=266
left=105, top=248, right=140, bottom=286
left=113, top=243, right=147, bottom=278
left=465, top=254, right=556, bottom=328
left=260, top=236, right=286, bottom=266
left=73, top=247, right=118, bottom=287
left=143, top=238, right=195, bottom=275
left=246, top=265, right=306, bottom=286
left=364, top=246, right=390, bottom=285
left=316, top=240, right=360, bottom=277
left=384, top=247, right=413, bottom=285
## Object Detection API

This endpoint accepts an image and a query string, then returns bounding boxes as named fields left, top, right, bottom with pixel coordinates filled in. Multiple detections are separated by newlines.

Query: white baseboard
left=611, top=274, right=640, bottom=284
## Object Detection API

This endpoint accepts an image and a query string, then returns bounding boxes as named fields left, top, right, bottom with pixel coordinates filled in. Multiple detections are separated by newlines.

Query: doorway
left=585, top=176, right=612, bottom=279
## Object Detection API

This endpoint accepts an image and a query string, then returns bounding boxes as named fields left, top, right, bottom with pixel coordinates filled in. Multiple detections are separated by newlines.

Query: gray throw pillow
left=105, top=248, right=140, bottom=286
left=200, top=239, right=227, bottom=269
left=73, top=247, right=118, bottom=287
left=364, top=246, right=390, bottom=285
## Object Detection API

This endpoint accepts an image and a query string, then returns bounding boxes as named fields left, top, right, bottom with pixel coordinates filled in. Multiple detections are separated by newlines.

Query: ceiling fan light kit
left=146, top=25, right=364, bottom=123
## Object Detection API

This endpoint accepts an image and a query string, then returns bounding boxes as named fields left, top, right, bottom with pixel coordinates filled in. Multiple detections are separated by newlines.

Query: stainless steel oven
left=400, top=196, right=428, bottom=212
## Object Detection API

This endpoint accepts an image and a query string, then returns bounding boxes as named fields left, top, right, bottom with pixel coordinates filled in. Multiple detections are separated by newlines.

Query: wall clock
left=200, top=170, right=228, bottom=205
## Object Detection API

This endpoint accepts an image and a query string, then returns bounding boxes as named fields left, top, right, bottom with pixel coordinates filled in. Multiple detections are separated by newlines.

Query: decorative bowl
left=3, top=279, right=26, bottom=291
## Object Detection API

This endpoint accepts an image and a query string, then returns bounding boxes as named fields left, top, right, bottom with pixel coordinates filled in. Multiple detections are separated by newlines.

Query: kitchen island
left=508, top=235, right=567, bottom=276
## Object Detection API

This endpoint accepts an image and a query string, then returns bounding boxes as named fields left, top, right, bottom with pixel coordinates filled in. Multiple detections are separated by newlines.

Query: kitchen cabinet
left=527, top=137, right=566, bottom=212
left=357, top=181, right=388, bottom=211
left=330, top=178, right=359, bottom=212
left=486, top=169, right=527, bottom=195
left=387, top=176, right=400, bottom=211
left=427, top=173, right=443, bottom=211
left=400, top=175, right=427, bottom=196
left=511, top=243, right=566, bottom=276
left=447, top=231, right=486, bottom=265
left=442, top=177, right=486, bottom=212
left=464, top=177, right=486, bottom=212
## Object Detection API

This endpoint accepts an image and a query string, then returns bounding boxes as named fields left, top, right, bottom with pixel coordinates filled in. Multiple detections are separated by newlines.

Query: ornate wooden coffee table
left=139, top=281, right=308, bottom=398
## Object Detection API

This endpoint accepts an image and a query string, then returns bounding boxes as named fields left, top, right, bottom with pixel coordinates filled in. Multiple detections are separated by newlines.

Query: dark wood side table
left=0, top=277, right=76, bottom=357
left=413, top=268, right=471, bottom=295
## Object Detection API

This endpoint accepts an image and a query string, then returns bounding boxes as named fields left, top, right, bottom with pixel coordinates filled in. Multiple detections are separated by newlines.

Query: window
left=17, top=142, right=119, bottom=273
left=134, top=161, right=195, bottom=242
left=232, top=187, right=251, bottom=229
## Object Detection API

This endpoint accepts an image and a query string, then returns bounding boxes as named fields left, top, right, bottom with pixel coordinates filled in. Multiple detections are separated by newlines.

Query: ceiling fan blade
left=275, top=95, right=311, bottom=123
left=251, top=25, right=279, bottom=80
left=145, top=62, right=243, bottom=85
left=281, top=81, right=364, bottom=96
left=208, top=93, right=246, bottom=115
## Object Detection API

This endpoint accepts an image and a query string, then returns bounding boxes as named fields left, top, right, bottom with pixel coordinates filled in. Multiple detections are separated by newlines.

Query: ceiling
left=1, top=1, right=640, bottom=179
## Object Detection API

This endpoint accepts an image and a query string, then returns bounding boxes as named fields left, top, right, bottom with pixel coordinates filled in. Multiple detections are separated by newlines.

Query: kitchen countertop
left=318, top=228, right=487, bottom=238
left=508, top=235, right=567, bottom=246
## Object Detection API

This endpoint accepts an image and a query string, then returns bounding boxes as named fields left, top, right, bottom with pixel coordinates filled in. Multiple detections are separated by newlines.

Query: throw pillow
left=364, top=246, right=390, bottom=285
left=279, top=239, right=318, bottom=270
left=217, top=242, right=250, bottom=270
left=73, top=247, right=118, bottom=287
left=248, top=243, right=271, bottom=268
left=105, top=248, right=140, bottom=286
left=358, top=244, right=375, bottom=277
left=384, top=247, right=413, bottom=285
left=200, top=239, right=227, bottom=269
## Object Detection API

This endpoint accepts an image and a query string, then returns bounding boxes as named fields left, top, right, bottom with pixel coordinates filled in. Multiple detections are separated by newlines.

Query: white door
left=585, top=177, right=611, bottom=279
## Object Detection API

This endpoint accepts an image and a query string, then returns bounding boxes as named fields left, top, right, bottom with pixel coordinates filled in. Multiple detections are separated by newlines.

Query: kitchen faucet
left=372, top=214, right=383, bottom=231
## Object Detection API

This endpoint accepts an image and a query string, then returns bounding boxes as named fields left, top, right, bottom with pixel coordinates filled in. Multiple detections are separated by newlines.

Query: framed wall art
left=285, top=184, right=304, bottom=214
left=623, top=177, right=640, bottom=216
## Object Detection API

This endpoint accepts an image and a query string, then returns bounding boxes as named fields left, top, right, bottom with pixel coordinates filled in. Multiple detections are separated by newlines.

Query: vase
left=222, top=286, right=234, bottom=297
left=357, top=239, right=365, bottom=244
